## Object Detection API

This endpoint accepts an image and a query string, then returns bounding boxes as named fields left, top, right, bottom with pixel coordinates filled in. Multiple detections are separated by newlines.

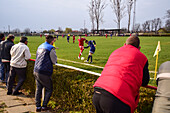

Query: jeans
left=0, top=59, right=4, bottom=81
left=34, top=72, right=53, bottom=107
left=3, top=62, right=10, bottom=85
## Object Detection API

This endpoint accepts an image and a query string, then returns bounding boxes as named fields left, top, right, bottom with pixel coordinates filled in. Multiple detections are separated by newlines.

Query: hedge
left=22, top=61, right=156, bottom=113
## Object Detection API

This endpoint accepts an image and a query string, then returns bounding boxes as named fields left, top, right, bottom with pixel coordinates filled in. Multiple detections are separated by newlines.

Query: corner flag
left=153, top=41, right=161, bottom=57
left=153, top=41, right=161, bottom=80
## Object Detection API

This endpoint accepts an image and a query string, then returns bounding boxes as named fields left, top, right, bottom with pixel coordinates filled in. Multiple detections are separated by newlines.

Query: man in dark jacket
left=0, top=33, right=5, bottom=82
left=0, top=34, right=15, bottom=85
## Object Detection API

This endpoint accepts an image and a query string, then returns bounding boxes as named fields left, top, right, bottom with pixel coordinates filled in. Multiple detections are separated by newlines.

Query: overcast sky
left=0, top=0, right=169, bottom=32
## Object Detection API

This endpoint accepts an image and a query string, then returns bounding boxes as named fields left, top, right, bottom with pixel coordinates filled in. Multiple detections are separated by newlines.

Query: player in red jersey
left=78, top=35, right=86, bottom=59
left=73, top=35, right=75, bottom=43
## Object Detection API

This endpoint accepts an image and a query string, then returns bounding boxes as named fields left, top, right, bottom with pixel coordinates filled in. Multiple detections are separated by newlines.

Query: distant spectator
left=152, top=61, right=170, bottom=113
left=34, top=35, right=57, bottom=112
left=7, top=36, right=31, bottom=95
left=0, top=34, right=15, bottom=85
left=0, top=33, right=5, bottom=82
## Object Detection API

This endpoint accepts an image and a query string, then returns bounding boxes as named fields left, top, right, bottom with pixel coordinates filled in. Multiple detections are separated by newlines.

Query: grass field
left=14, top=35, right=170, bottom=83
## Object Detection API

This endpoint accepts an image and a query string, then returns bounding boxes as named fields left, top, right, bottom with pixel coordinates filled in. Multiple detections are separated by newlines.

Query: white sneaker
left=84, top=60, right=88, bottom=63
left=78, top=56, right=80, bottom=59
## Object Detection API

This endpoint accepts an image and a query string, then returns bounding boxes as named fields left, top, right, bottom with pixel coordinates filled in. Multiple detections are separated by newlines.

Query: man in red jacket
left=93, top=36, right=150, bottom=113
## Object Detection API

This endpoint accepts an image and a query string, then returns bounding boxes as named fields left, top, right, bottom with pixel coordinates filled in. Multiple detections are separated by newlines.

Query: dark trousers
left=93, top=87, right=131, bottom=113
left=7, top=66, right=26, bottom=93
left=3, top=62, right=10, bottom=85
left=34, top=72, right=53, bottom=107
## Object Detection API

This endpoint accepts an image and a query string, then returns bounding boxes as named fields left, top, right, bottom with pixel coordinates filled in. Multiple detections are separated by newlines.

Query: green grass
left=14, top=35, right=170, bottom=84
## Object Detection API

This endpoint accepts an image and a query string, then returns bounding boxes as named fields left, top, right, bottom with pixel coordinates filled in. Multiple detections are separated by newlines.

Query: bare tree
left=165, top=9, right=170, bottom=31
left=12, top=28, right=21, bottom=33
left=146, top=20, right=151, bottom=32
left=92, top=0, right=107, bottom=32
left=127, top=0, right=133, bottom=32
left=142, top=22, right=147, bottom=33
left=24, top=28, right=31, bottom=34
left=154, top=18, right=162, bottom=34
left=151, top=20, right=155, bottom=32
left=134, top=23, right=140, bottom=32
left=110, top=0, right=126, bottom=29
left=88, top=0, right=95, bottom=31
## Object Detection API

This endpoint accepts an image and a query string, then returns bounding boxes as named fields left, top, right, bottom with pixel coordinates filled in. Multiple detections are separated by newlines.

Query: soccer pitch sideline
left=14, top=35, right=170, bottom=80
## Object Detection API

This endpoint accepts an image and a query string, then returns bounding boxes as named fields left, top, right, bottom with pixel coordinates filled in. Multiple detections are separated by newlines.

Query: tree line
left=88, top=0, right=170, bottom=33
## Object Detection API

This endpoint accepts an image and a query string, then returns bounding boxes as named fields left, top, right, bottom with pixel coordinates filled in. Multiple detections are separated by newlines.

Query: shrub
left=23, top=61, right=156, bottom=113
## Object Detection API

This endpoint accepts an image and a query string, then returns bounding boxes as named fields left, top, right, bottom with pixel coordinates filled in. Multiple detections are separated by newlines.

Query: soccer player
left=105, top=34, right=108, bottom=39
left=73, top=35, right=75, bottom=43
left=53, top=36, right=59, bottom=49
left=67, top=34, right=70, bottom=43
left=84, top=40, right=96, bottom=63
left=78, top=35, right=86, bottom=59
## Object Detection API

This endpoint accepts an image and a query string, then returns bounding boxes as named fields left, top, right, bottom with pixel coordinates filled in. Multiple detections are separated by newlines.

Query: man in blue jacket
left=34, top=35, right=57, bottom=112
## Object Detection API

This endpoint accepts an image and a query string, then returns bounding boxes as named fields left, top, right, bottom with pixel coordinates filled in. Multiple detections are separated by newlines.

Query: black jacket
left=0, top=39, right=14, bottom=60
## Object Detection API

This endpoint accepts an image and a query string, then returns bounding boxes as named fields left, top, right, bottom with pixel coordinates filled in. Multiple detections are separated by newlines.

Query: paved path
left=0, top=83, right=36, bottom=113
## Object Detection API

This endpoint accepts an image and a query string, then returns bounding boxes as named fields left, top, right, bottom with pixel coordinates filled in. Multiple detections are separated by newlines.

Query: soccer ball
left=81, top=57, right=85, bottom=60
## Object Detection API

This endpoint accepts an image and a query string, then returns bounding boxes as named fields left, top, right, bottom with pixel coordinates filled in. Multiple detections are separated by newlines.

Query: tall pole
left=84, top=20, right=86, bottom=33
left=132, top=0, right=136, bottom=32
left=8, top=25, right=10, bottom=33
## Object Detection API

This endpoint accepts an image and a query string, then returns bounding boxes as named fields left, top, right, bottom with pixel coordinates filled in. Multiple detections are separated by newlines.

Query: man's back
left=0, top=40, right=14, bottom=60
left=10, top=42, right=31, bottom=68
left=94, top=45, right=148, bottom=112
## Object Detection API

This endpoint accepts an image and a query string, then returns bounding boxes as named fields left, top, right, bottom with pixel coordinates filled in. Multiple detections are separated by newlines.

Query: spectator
left=152, top=61, right=170, bottom=113
left=7, top=36, right=31, bottom=95
left=34, top=35, right=57, bottom=112
left=0, top=33, right=5, bottom=82
left=0, top=34, right=15, bottom=85
left=93, top=36, right=150, bottom=113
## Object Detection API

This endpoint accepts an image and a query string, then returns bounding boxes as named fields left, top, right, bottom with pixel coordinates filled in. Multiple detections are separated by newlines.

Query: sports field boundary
left=31, top=53, right=156, bottom=74
left=29, top=59, right=157, bottom=90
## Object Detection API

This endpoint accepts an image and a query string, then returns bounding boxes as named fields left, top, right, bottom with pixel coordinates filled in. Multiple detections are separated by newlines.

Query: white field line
left=55, top=63, right=101, bottom=76
left=58, top=58, right=104, bottom=69
left=31, top=53, right=156, bottom=75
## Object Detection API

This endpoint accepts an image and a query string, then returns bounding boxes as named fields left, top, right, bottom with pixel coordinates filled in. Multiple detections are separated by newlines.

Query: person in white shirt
left=7, top=36, right=31, bottom=95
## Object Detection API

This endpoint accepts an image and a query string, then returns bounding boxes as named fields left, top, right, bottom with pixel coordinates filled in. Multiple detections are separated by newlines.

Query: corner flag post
left=153, top=41, right=161, bottom=80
